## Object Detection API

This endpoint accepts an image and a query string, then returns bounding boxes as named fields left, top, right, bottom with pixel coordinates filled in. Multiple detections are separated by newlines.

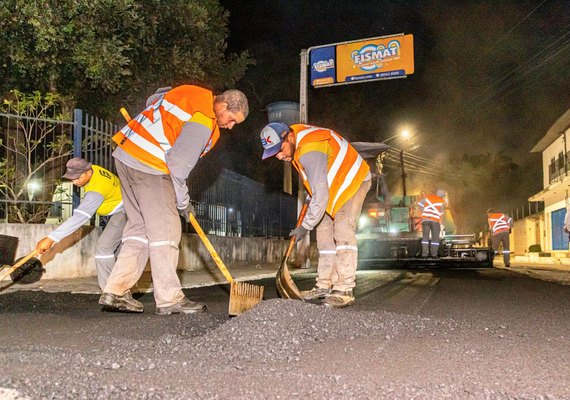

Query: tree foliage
left=0, top=90, right=72, bottom=223
left=0, top=0, right=252, bottom=117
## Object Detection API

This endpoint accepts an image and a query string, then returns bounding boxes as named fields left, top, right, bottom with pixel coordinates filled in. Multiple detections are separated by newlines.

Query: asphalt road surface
left=1, top=266, right=569, bottom=399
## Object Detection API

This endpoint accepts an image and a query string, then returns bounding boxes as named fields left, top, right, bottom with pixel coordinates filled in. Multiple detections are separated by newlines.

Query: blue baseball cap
left=260, top=122, right=290, bottom=159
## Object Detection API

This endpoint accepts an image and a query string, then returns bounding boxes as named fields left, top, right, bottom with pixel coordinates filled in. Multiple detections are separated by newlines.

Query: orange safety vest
left=112, top=85, right=220, bottom=173
left=488, top=213, right=511, bottom=234
left=291, top=124, right=370, bottom=217
left=420, top=194, right=444, bottom=223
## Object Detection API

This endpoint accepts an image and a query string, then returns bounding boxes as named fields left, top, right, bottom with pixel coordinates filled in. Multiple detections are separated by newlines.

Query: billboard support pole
left=300, top=49, right=308, bottom=124
left=295, top=49, right=310, bottom=269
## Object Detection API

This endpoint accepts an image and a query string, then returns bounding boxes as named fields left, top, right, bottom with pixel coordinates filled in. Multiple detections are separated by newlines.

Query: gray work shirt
left=113, top=121, right=212, bottom=210
left=48, top=192, right=124, bottom=242
left=300, top=151, right=371, bottom=230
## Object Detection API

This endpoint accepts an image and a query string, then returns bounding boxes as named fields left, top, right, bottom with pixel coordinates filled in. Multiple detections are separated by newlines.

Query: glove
left=177, top=203, right=195, bottom=223
left=289, top=225, right=309, bottom=241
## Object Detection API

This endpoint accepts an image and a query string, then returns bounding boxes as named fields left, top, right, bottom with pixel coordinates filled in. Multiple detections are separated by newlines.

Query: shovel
left=276, top=197, right=310, bottom=299
left=189, top=214, right=264, bottom=316
left=0, top=250, right=43, bottom=284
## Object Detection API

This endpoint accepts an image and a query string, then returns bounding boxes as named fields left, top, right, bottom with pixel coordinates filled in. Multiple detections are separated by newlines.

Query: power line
left=484, top=0, right=550, bottom=55
left=382, top=151, right=484, bottom=180
left=450, top=26, right=570, bottom=125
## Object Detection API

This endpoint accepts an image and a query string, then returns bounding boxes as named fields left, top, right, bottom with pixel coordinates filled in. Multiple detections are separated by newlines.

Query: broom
left=0, top=250, right=38, bottom=282
left=189, top=214, right=263, bottom=316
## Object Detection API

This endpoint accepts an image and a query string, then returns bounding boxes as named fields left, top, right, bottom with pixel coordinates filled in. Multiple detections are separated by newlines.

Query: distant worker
left=418, top=189, right=445, bottom=258
left=35, top=157, right=125, bottom=290
left=440, top=189, right=456, bottom=235
left=486, top=208, right=513, bottom=267
left=260, top=122, right=371, bottom=308
left=99, top=85, right=249, bottom=314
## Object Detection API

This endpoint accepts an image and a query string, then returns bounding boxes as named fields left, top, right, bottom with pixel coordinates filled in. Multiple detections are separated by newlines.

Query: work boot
left=322, top=290, right=355, bottom=308
left=156, top=298, right=207, bottom=315
left=301, top=286, right=331, bottom=302
left=99, top=290, right=144, bottom=313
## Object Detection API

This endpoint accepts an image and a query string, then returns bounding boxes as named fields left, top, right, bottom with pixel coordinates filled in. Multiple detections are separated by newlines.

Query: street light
left=27, top=180, right=42, bottom=201
left=381, top=129, right=410, bottom=144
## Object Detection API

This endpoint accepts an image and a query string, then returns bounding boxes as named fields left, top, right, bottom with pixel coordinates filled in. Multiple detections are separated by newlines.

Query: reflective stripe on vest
left=420, top=195, right=444, bottom=222
left=292, top=124, right=370, bottom=217
left=112, top=85, right=218, bottom=173
left=489, top=213, right=510, bottom=234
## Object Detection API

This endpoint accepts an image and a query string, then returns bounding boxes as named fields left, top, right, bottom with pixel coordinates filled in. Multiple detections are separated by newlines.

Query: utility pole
left=400, top=149, right=407, bottom=198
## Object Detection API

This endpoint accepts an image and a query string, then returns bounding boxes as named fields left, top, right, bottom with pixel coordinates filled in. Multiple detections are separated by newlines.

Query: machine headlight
left=358, top=215, right=370, bottom=229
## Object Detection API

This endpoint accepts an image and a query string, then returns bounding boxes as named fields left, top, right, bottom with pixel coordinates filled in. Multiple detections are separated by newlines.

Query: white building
left=529, top=108, right=570, bottom=251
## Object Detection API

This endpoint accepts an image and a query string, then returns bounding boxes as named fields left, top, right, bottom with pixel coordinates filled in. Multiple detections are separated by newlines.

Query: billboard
left=310, top=34, right=414, bottom=88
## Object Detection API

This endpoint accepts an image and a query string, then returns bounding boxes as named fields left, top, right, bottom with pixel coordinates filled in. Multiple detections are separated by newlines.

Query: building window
left=549, top=158, right=556, bottom=175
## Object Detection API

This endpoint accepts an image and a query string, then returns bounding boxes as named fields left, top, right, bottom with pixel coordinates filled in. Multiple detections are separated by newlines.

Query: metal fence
left=0, top=108, right=295, bottom=237
left=187, top=165, right=297, bottom=237
left=73, top=109, right=118, bottom=174
left=0, top=106, right=75, bottom=223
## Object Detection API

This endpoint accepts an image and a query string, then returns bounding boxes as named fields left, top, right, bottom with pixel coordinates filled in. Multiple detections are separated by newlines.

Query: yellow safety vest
left=84, top=165, right=123, bottom=216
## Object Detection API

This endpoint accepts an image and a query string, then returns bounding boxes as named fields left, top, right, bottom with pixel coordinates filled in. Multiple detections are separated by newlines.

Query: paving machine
left=352, top=142, right=494, bottom=269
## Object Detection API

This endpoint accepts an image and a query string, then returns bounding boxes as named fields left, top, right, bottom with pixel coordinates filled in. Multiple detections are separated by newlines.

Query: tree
left=0, top=90, right=72, bottom=223
left=0, top=0, right=252, bottom=117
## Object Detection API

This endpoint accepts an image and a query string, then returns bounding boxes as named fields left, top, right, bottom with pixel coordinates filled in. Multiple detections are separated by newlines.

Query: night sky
left=214, top=0, right=569, bottom=224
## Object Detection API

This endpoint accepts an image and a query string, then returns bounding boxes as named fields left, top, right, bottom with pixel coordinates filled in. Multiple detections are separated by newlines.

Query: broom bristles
left=228, top=281, right=264, bottom=316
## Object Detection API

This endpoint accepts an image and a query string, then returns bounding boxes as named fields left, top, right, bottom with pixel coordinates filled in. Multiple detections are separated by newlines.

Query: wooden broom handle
left=189, top=214, right=234, bottom=283
left=284, top=197, right=311, bottom=259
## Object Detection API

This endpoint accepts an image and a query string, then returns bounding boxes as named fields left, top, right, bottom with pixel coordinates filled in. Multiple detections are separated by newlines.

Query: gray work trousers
left=421, top=220, right=441, bottom=257
left=94, top=212, right=126, bottom=290
left=491, top=231, right=510, bottom=265
left=104, top=161, right=185, bottom=307
left=314, top=179, right=371, bottom=292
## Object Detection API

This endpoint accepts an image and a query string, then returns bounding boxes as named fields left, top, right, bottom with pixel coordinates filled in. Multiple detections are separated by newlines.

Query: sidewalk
left=0, top=261, right=317, bottom=295
left=497, top=256, right=570, bottom=286
left=3, top=256, right=569, bottom=295
left=513, top=252, right=570, bottom=270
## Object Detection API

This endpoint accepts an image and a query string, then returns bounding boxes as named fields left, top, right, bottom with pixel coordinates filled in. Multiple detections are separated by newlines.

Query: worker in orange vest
left=487, top=208, right=513, bottom=267
left=99, top=85, right=248, bottom=314
left=260, top=122, right=371, bottom=308
left=418, top=190, right=445, bottom=258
